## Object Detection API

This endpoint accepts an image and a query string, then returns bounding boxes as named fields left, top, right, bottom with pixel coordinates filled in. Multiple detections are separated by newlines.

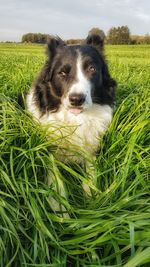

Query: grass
left=0, top=43, right=150, bottom=266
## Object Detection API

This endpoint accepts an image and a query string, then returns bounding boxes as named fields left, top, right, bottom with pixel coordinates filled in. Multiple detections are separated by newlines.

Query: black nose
left=69, top=93, right=86, bottom=106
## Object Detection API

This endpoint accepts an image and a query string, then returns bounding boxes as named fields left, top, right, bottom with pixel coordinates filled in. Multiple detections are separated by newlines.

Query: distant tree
left=130, top=35, right=138, bottom=44
left=22, top=34, right=26, bottom=43
left=120, top=26, right=130, bottom=44
left=130, top=34, right=150, bottom=45
left=22, top=33, right=48, bottom=43
left=144, top=33, right=150, bottom=44
left=107, top=27, right=117, bottom=44
left=107, top=26, right=130, bottom=44
left=66, top=39, right=83, bottom=45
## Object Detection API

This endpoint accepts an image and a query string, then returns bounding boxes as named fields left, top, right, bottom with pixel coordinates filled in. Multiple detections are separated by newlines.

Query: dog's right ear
left=85, top=33, right=105, bottom=52
left=47, top=36, right=66, bottom=59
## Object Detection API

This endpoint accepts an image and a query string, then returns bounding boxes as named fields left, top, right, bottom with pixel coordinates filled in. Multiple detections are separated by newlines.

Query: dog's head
left=34, top=34, right=116, bottom=115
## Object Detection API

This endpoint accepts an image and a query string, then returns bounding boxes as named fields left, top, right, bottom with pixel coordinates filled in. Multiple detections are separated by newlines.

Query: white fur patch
left=47, top=104, right=112, bottom=155
left=26, top=89, right=41, bottom=119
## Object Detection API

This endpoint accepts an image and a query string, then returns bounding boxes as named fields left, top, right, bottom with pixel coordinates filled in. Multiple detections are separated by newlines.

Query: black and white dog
left=24, top=33, right=116, bottom=213
left=26, top=34, right=116, bottom=158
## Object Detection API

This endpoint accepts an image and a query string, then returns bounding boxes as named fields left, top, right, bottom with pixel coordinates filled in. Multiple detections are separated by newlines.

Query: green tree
left=107, top=26, right=130, bottom=44
left=144, top=33, right=150, bottom=44
left=21, top=33, right=48, bottom=43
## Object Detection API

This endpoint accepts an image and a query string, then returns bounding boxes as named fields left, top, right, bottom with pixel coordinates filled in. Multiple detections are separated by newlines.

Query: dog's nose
left=69, top=93, right=86, bottom=106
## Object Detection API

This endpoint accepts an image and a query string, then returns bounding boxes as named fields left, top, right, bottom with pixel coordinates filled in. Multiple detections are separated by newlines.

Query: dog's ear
left=85, top=33, right=105, bottom=52
left=33, top=37, right=65, bottom=114
left=36, top=36, right=65, bottom=83
left=47, top=35, right=66, bottom=59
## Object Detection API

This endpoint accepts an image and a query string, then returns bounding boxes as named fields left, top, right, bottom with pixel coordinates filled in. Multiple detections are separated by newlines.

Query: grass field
left=0, top=43, right=150, bottom=267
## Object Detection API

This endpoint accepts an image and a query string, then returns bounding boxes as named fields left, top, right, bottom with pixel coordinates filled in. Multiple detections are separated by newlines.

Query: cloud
left=0, top=0, right=149, bottom=41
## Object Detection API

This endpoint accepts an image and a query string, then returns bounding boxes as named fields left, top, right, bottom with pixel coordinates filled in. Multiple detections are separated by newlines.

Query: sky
left=0, top=0, right=150, bottom=42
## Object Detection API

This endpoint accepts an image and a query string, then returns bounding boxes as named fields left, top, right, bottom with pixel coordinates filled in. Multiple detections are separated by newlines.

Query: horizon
left=0, top=30, right=149, bottom=43
left=0, top=0, right=150, bottom=42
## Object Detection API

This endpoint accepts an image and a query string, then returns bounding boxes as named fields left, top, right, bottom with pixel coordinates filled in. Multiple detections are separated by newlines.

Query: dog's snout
left=69, top=93, right=86, bottom=106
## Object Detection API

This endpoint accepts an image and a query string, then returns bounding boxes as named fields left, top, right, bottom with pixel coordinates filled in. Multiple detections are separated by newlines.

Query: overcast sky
left=0, top=0, right=150, bottom=41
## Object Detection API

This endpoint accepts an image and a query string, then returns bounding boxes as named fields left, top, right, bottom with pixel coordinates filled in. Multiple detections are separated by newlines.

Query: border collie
left=26, top=34, right=116, bottom=158
left=23, top=33, right=116, bottom=214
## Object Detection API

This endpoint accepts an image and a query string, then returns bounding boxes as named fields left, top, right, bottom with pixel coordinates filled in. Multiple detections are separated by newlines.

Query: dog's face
left=51, top=45, right=105, bottom=114
left=34, top=34, right=116, bottom=114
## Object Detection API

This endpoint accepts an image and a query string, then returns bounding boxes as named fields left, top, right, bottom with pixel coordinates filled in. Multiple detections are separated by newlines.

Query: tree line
left=22, top=33, right=48, bottom=43
left=21, top=26, right=150, bottom=45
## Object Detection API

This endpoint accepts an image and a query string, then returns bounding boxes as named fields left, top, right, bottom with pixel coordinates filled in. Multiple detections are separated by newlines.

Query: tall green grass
left=0, top=44, right=150, bottom=266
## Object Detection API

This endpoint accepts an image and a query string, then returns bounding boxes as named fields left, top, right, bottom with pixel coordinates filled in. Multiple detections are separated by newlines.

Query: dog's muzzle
left=69, top=93, right=86, bottom=106
left=67, top=93, right=86, bottom=115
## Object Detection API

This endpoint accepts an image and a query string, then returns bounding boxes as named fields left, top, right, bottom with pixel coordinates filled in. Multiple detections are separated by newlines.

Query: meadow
left=0, top=43, right=150, bottom=267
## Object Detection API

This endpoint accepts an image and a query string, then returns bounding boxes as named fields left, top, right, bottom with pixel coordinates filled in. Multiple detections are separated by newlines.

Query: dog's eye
left=58, top=71, right=67, bottom=78
left=88, top=65, right=96, bottom=73
left=58, top=64, right=71, bottom=78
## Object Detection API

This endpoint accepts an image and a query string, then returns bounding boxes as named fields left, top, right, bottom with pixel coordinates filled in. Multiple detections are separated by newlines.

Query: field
left=0, top=43, right=150, bottom=267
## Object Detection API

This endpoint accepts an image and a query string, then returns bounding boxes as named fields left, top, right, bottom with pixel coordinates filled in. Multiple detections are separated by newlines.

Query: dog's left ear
left=85, top=33, right=105, bottom=52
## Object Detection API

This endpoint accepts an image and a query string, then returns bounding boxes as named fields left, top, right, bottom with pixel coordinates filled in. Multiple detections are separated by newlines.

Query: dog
left=26, top=34, right=116, bottom=154
left=21, top=33, right=116, bottom=215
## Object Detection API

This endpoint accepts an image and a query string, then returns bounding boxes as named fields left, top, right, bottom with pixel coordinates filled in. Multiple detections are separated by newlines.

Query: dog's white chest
left=40, top=104, right=112, bottom=155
